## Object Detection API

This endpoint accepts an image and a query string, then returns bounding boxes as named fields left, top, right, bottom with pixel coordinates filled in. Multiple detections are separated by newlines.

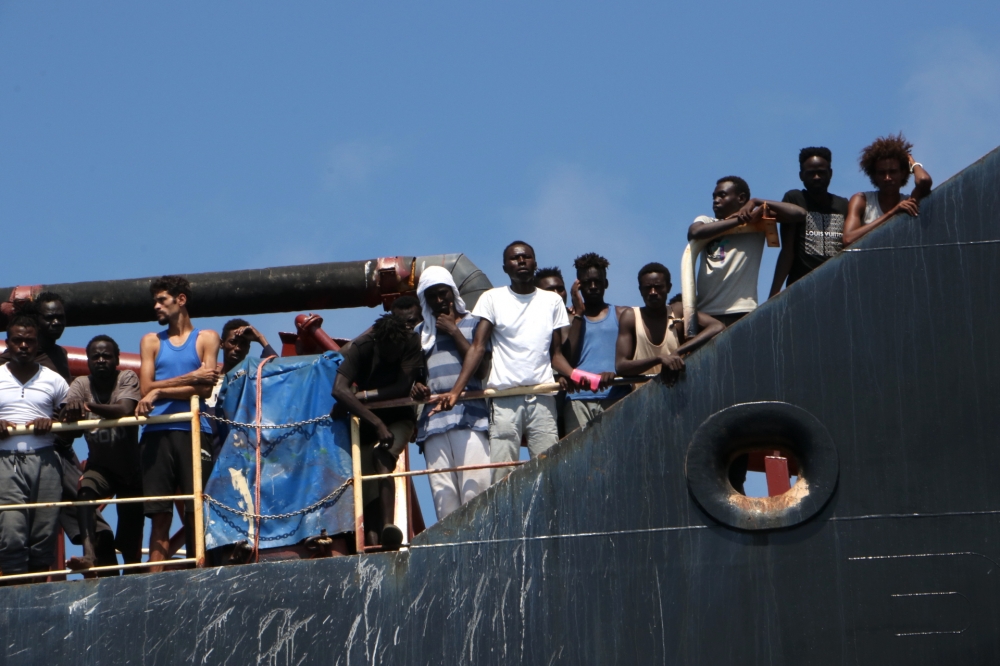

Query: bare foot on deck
left=66, top=556, right=96, bottom=571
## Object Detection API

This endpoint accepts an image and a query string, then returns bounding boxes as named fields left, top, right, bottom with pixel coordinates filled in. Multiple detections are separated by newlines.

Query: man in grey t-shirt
left=687, top=176, right=806, bottom=326
left=62, top=335, right=143, bottom=571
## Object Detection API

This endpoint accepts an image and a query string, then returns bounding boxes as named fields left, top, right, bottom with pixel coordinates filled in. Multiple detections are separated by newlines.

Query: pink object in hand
left=571, top=368, right=603, bottom=392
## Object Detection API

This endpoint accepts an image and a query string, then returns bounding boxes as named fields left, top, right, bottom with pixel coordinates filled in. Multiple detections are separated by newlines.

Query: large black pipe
left=415, top=253, right=493, bottom=310
left=0, top=253, right=492, bottom=328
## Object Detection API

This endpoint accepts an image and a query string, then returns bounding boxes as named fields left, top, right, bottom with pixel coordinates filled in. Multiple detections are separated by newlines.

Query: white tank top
left=631, top=306, right=679, bottom=374
left=862, top=191, right=909, bottom=226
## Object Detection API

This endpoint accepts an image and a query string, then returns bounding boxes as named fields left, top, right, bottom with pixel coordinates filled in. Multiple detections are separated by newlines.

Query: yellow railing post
left=393, top=447, right=409, bottom=546
left=351, top=416, right=365, bottom=554
left=190, top=395, right=206, bottom=567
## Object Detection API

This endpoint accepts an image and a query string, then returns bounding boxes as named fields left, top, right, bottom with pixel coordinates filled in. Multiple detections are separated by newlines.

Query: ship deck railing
left=350, top=376, right=654, bottom=553
left=0, top=400, right=205, bottom=582
left=0, top=378, right=656, bottom=581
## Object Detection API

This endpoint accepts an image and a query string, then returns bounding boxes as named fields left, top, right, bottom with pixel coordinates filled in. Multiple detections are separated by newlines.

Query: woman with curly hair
left=842, top=133, right=932, bottom=246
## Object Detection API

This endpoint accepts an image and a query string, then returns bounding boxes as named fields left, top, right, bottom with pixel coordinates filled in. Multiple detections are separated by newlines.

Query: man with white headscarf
left=410, top=266, right=492, bottom=520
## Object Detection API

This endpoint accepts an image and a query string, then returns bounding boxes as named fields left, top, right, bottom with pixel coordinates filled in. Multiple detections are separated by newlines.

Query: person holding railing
left=332, top=313, right=424, bottom=550
left=615, top=263, right=723, bottom=388
left=0, top=314, right=69, bottom=577
left=61, top=335, right=143, bottom=572
left=688, top=177, right=805, bottom=327
left=135, top=276, right=220, bottom=573
left=409, top=267, right=491, bottom=521
left=0, top=294, right=117, bottom=571
left=434, top=241, right=594, bottom=485
left=842, top=133, right=933, bottom=247
left=561, top=253, right=627, bottom=433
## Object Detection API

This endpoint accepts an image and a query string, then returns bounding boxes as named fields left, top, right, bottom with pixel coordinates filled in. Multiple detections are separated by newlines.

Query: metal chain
left=210, top=508, right=304, bottom=542
left=202, top=478, right=352, bottom=521
left=203, top=412, right=332, bottom=430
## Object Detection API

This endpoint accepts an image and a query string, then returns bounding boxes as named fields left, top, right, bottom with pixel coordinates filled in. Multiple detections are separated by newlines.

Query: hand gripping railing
left=0, top=396, right=205, bottom=583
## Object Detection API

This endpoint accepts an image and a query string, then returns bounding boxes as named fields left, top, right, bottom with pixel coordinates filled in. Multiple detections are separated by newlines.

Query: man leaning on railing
left=0, top=314, right=69, bottom=577
left=60, top=335, right=144, bottom=572
left=135, top=276, right=220, bottom=573
left=433, top=241, right=608, bottom=486
left=332, top=312, right=424, bottom=551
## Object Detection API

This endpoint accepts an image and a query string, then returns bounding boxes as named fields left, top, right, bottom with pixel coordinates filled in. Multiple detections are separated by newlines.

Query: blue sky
left=2, top=2, right=999, bottom=532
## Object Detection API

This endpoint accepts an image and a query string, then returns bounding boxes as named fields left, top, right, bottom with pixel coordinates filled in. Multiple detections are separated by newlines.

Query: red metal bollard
left=764, top=453, right=792, bottom=496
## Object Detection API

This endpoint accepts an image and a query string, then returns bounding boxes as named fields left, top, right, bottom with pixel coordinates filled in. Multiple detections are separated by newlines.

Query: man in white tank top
left=614, top=263, right=723, bottom=390
left=843, top=133, right=933, bottom=247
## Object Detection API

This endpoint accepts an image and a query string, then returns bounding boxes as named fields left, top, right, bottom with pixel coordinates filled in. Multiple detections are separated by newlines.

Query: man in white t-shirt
left=0, top=314, right=69, bottom=575
left=434, top=241, right=584, bottom=483
left=688, top=176, right=805, bottom=327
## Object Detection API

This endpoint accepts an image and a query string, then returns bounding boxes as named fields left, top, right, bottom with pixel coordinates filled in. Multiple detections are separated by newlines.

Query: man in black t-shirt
left=331, top=314, right=424, bottom=550
left=769, top=147, right=850, bottom=296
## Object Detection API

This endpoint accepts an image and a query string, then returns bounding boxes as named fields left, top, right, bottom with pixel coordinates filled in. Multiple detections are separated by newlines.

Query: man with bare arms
left=842, top=133, right=932, bottom=247
left=688, top=177, right=806, bottom=326
left=561, top=253, right=628, bottom=433
left=135, top=276, right=220, bottom=572
left=614, top=262, right=723, bottom=388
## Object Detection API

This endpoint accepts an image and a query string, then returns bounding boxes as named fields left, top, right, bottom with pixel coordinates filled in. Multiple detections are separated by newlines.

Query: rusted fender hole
left=686, top=402, right=838, bottom=531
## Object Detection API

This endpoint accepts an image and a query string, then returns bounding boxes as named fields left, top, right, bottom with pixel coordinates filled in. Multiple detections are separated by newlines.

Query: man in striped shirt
left=410, top=267, right=491, bottom=521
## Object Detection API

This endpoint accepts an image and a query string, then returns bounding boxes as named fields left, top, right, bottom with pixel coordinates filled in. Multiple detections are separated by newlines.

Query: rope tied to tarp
left=253, top=355, right=276, bottom=562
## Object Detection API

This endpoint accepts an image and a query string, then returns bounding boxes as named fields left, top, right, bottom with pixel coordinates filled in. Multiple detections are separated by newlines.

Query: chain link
left=203, top=478, right=352, bottom=521
left=203, top=412, right=332, bottom=430
left=202, top=411, right=345, bottom=523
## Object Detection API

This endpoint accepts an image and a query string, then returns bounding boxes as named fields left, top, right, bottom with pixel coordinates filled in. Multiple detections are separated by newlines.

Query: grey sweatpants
left=488, top=394, right=559, bottom=484
left=564, top=397, right=619, bottom=434
left=0, top=447, right=62, bottom=574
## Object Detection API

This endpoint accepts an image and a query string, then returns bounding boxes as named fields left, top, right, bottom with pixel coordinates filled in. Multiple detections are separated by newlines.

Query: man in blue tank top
left=135, top=276, right=220, bottom=572
left=562, top=253, right=628, bottom=433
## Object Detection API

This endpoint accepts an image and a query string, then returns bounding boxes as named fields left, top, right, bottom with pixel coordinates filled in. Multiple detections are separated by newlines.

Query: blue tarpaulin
left=203, top=351, right=354, bottom=550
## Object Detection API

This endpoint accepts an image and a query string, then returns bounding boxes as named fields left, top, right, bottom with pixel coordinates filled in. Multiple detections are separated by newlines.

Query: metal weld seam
left=848, top=551, right=996, bottom=563
left=410, top=524, right=708, bottom=549
left=845, top=239, right=1000, bottom=252
left=831, top=509, right=1000, bottom=521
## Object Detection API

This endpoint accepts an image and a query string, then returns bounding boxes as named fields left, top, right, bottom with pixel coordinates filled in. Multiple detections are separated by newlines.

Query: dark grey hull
left=3, top=147, right=1000, bottom=665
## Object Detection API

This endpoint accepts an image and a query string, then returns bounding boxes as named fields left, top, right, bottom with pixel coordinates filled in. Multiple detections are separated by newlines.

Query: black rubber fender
left=685, top=401, right=838, bottom=530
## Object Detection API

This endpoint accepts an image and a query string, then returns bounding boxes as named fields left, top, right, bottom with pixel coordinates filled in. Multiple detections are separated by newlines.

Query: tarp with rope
left=203, top=351, right=354, bottom=552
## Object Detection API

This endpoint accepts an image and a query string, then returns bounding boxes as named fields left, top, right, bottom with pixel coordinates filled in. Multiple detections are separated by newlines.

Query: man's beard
left=156, top=314, right=169, bottom=325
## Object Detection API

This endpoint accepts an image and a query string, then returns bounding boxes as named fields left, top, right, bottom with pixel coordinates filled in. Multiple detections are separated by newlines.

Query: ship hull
left=2, top=148, right=1000, bottom=665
